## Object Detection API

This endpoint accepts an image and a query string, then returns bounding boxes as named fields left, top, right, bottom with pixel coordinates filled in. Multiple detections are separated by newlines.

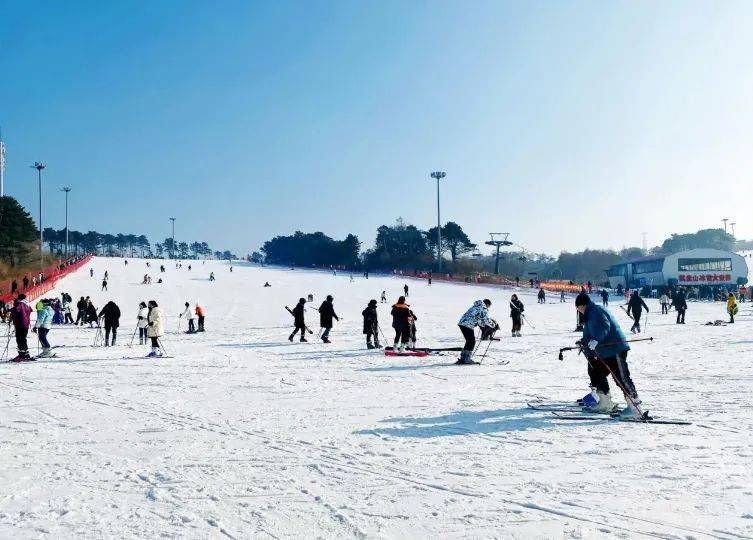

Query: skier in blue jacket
left=576, top=294, right=642, bottom=418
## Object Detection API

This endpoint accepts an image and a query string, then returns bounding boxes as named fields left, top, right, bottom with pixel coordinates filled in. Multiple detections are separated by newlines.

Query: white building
left=607, top=248, right=748, bottom=290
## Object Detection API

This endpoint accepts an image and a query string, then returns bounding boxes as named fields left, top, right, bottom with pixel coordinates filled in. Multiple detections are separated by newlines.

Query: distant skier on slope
left=537, top=288, right=546, bottom=304
left=727, top=292, right=738, bottom=323
left=626, top=290, right=649, bottom=334
left=575, top=294, right=643, bottom=418
left=318, top=295, right=339, bottom=344
left=288, top=298, right=308, bottom=342
left=403, top=284, right=409, bottom=297
left=659, top=291, right=670, bottom=314
left=600, top=289, right=609, bottom=307
left=362, top=299, right=380, bottom=349
left=457, top=299, right=493, bottom=365
left=670, top=288, right=687, bottom=324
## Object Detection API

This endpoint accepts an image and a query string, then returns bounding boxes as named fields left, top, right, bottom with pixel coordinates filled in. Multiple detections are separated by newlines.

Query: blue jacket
left=582, top=301, right=629, bottom=358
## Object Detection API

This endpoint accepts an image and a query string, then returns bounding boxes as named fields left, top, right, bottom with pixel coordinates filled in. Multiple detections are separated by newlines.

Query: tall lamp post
left=31, top=162, right=46, bottom=269
left=61, top=187, right=72, bottom=257
left=430, top=171, right=446, bottom=271
left=170, top=217, right=176, bottom=259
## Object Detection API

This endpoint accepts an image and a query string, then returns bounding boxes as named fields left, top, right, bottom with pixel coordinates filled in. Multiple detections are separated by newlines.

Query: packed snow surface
left=1, top=258, right=751, bottom=539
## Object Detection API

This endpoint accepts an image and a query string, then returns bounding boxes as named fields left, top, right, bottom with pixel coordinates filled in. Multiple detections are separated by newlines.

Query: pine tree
left=0, top=196, right=39, bottom=267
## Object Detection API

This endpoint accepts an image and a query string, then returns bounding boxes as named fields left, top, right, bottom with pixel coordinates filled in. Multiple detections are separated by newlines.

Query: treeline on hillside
left=254, top=221, right=745, bottom=284
left=0, top=196, right=238, bottom=272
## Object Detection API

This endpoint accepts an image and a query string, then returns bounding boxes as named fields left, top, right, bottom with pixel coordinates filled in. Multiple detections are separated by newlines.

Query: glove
left=149, top=322, right=154, bottom=326
left=587, top=339, right=598, bottom=351
left=575, top=339, right=583, bottom=347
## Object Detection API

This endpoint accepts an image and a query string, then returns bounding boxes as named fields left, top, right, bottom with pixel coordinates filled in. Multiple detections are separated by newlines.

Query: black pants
left=38, top=327, right=50, bottom=348
left=511, top=314, right=522, bottom=332
left=64, top=313, right=74, bottom=324
left=197, top=315, right=205, bottom=331
left=290, top=324, right=306, bottom=340
left=661, top=303, right=668, bottom=314
left=188, top=319, right=195, bottom=332
left=150, top=337, right=159, bottom=347
left=365, top=329, right=378, bottom=344
left=676, top=308, right=686, bottom=324
left=75, top=310, right=84, bottom=325
left=394, top=325, right=410, bottom=345
left=105, top=325, right=117, bottom=345
left=15, top=326, right=29, bottom=356
left=630, top=313, right=642, bottom=333
left=139, top=327, right=148, bottom=340
left=588, top=351, right=637, bottom=398
left=459, top=325, right=475, bottom=352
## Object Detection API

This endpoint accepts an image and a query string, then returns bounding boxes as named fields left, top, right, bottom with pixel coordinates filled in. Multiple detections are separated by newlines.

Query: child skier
left=180, top=302, right=197, bottom=333
left=137, top=302, right=149, bottom=345
left=362, top=299, right=380, bottom=349
left=457, top=299, right=493, bottom=365
left=33, top=299, right=55, bottom=357
left=727, top=292, right=738, bottom=323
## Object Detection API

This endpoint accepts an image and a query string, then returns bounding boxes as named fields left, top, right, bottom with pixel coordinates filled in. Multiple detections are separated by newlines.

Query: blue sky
left=1, top=1, right=752, bottom=256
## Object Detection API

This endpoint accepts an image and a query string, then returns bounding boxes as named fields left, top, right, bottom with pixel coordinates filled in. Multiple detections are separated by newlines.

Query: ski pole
left=558, top=337, right=654, bottom=360
left=591, top=349, right=647, bottom=419
left=477, top=339, right=493, bottom=364
left=522, top=314, right=535, bottom=329
left=128, top=325, right=138, bottom=348
left=1, top=324, right=13, bottom=362
left=157, top=338, right=168, bottom=356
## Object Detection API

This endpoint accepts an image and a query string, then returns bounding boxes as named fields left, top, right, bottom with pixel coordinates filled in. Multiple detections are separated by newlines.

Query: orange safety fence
left=406, top=272, right=589, bottom=294
left=0, top=254, right=93, bottom=307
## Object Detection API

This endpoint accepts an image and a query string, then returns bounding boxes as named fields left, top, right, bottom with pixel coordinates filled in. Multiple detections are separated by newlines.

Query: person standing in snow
left=671, top=288, right=687, bottom=324
left=362, top=299, right=380, bottom=349
left=9, top=294, right=33, bottom=361
left=318, top=295, right=339, bottom=344
left=537, top=288, right=546, bottom=304
left=727, top=292, right=738, bottom=323
left=33, top=299, right=55, bottom=357
left=576, top=294, right=642, bottom=418
left=195, top=304, right=205, bottom=332
left=626, top=290, right=649, bottom=333
left=659, top=291, right=670, bottom=314
left=288, top=298, right=308, bottom=342
left=560, top=290, right=566, bottom=303
left=99, top=301, right=121, bottom=346
left=75, top=296, right=87, bottom=325
left=180, top=302, right=197, bottom=333
left=390, top=296, right=412, bottom=352
left=85, top=300, right=99, bottom=327
left=146, top=300, right=165, bottom=357
left=510, top=294, right=524, bottom=337
left=457, top=299, right=493, bottom=365
left=209, top=272, right=215, bottom=282
left=137, top=302, right=149, bottom=345
left=380, top=291, right=387, bottom=303
left=403, top=284, right=409, bottom=297
left=600, top=289, right=609, bottom=307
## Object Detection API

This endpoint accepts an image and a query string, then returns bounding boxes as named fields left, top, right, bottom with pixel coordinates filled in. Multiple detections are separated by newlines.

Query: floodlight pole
left=31, top=162, right=46, bottom=269
left=170, top=217, right=176, bottom=259
left=62, top=187, right=71, bottom=256
left=722, top=218, right=729, bottom=233
left=430, top=171, right=446, bottom=271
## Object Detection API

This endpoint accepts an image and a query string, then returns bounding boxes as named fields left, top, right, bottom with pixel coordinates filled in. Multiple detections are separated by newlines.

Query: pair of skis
left=527, top=400, right=692, bottom=425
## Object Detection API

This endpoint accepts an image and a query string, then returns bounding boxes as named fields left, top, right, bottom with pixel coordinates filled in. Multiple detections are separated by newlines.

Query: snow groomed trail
left=1, top=258, right=751, bottom=539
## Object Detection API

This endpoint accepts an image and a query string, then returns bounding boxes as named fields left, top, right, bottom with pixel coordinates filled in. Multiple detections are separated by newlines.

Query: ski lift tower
left=485, top=233, right=513, bottom=275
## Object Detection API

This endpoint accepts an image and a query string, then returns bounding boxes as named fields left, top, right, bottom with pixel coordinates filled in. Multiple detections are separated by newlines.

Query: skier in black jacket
left=510, top=294, right=524, bottom=337
left=288, top=298, right=308, bottom=342
left=98, top=301, right=121, bottom=346
left=670, top=288, right=687, bottom=324
left=600, top=289, right=609, bottom=306
left=362, top=299, right=380, bottom=349
left=318, top=295, right=339, bottom=343
left=626, top=290, right=649, bottom=333
left=75, top=296, right=87, bottom=325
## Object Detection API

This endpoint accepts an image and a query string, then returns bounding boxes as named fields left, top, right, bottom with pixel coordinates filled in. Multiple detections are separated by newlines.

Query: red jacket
left=11, top=302, right=32, bottom=329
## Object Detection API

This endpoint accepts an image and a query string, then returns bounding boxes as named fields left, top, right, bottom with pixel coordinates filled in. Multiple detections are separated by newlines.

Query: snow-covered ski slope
left=1, top=257, right=751, bottom=539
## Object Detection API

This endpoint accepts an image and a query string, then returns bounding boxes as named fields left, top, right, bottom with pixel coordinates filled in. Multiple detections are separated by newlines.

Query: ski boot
left=147, top=348, right=163, bottom=358
left=300, top=337, right=307, bottom=343
left=583, top=391, right=617, bottom=414
left=9, top=352, right=33, bottom=363
left=37, top=348, right=55, bottom=358
left=618, top=395, right=644, bottom=419
left=455, top=350, right=477, bottom=365
left=288, top=333, right=295, bottom=342
left=578, top=389, right=598, bottom=408
left=366, top=341, right=375, bottom=350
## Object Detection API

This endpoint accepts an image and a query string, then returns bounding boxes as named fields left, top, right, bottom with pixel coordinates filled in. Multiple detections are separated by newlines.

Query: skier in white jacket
left=457, top=299, right=493, bottom=365
left=179, top=302, right=196, bottom=333
left=146, top=300, right=165, bottom=357
left=137, top=302, right=149, bottom=345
